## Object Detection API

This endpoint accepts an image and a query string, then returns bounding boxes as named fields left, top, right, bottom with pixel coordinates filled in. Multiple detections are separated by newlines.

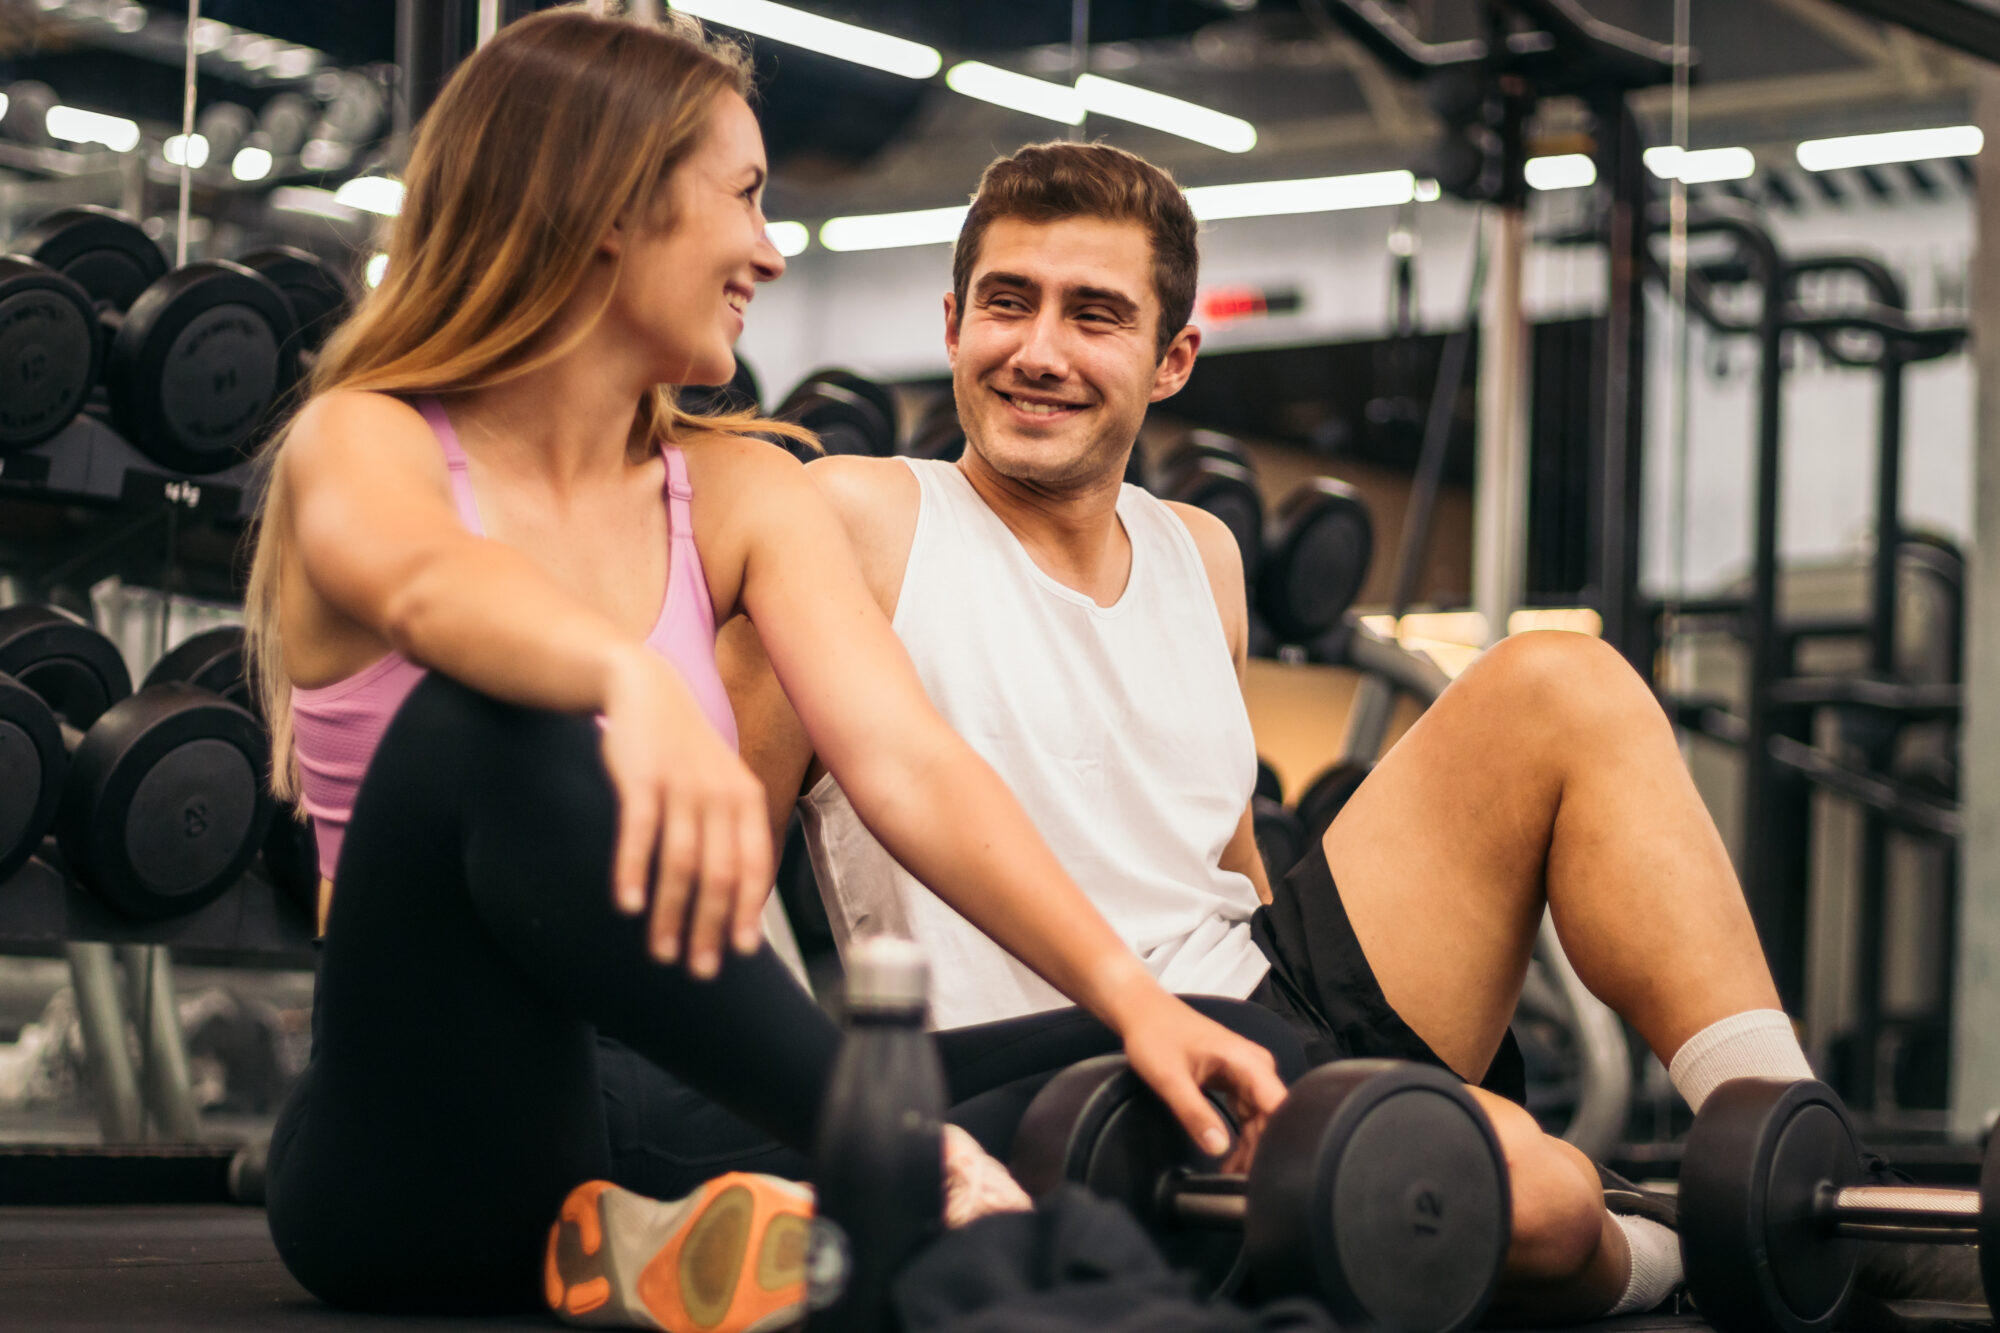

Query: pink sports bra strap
left=662, top=447, right=695, bottom=542
left=416, top=396, right=483, bottom=533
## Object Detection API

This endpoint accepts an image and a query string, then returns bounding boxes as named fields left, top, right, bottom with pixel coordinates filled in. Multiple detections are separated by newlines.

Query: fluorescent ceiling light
left=1075, top=73, right=1256, bottom=153
left=1524, top=154, right=1596, bottom=191
left=945, top=62, right=1083, bottom=125
left=163, top=133, right=210, bottom=168
left=670, top=0, right=940, bottom=79
left=233, top=146, right=274, bottom=181
left=1644, top=145, right=1755, bottom=184
left=193, top=19, right=232, bottom=54
left=0, top=94, right=11, bottom=123
left=1184, top=170, right=1416, bottom=220
left=365, top=253, right=389, bottom=288
left=109, top=3, right=146, bottom=32
left=270, top=185, right=358, bottom=221
left=334, top=176, right=406, bottom=216
left=274, top=47, right=318, bottom=79
left=765, top=221, right=809, bottom=257
left=45, top=105, right=141, bottom=153
left=820, top=204, right=968, bottom=252
left=1414, top=177, right=1442, bottom=202
left=1796, top=125, right=1982, bottom=172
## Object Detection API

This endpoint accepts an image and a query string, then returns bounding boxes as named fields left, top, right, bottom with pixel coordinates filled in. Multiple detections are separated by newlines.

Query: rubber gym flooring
left=0, top=1204, right=1720, bottom=1333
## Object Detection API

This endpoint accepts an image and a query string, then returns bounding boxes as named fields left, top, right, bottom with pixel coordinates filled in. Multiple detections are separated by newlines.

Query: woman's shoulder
left=675, top=428, right=808, bottom=495
left=283, top=390, right=449, bottom=494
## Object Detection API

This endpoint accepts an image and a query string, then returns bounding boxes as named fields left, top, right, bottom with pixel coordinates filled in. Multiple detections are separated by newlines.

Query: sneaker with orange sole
left=545, top=1173, right=814, bottom=1332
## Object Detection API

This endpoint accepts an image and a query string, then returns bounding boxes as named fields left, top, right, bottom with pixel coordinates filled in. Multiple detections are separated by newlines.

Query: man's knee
left=1475, top=1091, right=1605, bottom=1283
left=1462, top=631, right=1660, bottom=742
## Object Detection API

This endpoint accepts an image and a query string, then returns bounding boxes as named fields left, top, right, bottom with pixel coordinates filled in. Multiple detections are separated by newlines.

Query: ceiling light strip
left=1074, top=73, right=1256, bottom=153
left=669, top=0, right=940, bottom=78
left=945, top=62, right=1083, bottom=125
left=1796, top=126, right=1982, bottom=172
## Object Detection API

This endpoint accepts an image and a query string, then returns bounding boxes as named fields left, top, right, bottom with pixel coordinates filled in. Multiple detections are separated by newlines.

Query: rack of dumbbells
left=0, top=205, right=336, bottom=1199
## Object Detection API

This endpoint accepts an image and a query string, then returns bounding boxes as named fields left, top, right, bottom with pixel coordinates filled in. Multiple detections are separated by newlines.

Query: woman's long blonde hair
left=245, top=6, right=806, bottom=801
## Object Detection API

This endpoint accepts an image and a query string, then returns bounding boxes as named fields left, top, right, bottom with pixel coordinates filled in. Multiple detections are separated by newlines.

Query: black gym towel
left=892, top=1186, right=1340, bottom=1333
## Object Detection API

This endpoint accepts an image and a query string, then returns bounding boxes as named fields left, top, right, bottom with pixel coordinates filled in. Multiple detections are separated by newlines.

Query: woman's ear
left=599, top=214, right=627, bottom=260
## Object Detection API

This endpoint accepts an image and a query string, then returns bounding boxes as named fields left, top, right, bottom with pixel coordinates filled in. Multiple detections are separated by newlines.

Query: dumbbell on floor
left=10, top=206, right=300, bottom=474
left=0, top=606, right=271, bottom=918
left=1012, top=1054, right=1510, bottom=1333
left=1680, top=1077, right=2000, bottom=1333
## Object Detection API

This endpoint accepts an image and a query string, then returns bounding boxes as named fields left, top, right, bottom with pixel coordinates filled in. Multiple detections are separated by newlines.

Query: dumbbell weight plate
left=0, top=674, right=63, bottom=882
left=1680, top=1078, right=1864, bottom=1333
left=1245, top=1060, right=1509, bottom=1333
left=13, top=206, right=168, bottom=317
left=236, top=247, right=352, bottom=358
left=0, top=256, right=98, bottom=453
left=107, top=259, right=300, bottom=474
left=1259, top=479, right=1374, bottom=645
left=1162, top=456, right=1263, bottom=582
left=55, top=683, right=272, bottom=921
left=1011, top=1053, right=1245, bottom=1295
left=800, top=369, right=899, bottom=451
left=0, top=604, right=134, bottom=729
left=1295, top=760, right=1374, bottom=842
left=780, top=380, right=893, bottom=458
left=1252, top=794, right=1306, bottom=884
left=143, top=625, right=251, bottom=711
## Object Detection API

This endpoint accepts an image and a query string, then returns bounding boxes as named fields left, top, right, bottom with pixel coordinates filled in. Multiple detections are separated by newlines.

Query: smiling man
left=716, top=141, right=1850, bottom=1322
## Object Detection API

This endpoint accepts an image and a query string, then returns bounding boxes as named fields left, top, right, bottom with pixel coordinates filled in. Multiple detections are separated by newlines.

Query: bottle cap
left=845, top=935, right=930, bottom=1014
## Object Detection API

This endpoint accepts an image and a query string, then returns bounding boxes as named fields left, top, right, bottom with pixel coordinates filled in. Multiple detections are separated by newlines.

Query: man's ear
left=1149, top=323, right=1203, bottom=403
left=943, top=292, right=961, bottom=365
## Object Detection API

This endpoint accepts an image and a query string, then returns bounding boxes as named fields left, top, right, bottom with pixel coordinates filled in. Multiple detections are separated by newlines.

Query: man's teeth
left=1012, top=399, right=1072, bottom=416
left=725, top=292, right=747, bottom=313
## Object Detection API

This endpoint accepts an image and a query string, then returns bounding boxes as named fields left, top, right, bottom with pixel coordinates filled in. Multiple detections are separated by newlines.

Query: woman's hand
left=1118, top=998, right=1288, bottom=1173
left=600, top=645, right=773, bottom=976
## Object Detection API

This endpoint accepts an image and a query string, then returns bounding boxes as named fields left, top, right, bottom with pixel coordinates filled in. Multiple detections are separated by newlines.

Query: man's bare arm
left=1166, top=500, right=1273, bottom=903
left=717, top=614, right=814, bottom=856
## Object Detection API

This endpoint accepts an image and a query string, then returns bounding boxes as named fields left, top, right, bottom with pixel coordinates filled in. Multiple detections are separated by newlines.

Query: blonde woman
left=249, top=9, right=1291, bottom=1327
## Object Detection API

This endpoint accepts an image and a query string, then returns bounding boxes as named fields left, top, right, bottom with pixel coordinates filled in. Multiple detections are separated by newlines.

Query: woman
left=248, top=9, right=1295, bottom=1330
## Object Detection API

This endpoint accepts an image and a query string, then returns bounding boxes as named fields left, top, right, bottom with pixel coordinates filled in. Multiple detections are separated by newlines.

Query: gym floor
left=0, top=1203, right=1717, bottom=1332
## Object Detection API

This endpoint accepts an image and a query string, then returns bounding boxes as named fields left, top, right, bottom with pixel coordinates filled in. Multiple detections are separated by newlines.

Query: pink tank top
left=289, top=397, right=737, bottom=881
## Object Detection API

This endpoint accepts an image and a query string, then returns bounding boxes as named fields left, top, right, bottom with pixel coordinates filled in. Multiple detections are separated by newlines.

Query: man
left=722, top=142, right=1819, bottom=1322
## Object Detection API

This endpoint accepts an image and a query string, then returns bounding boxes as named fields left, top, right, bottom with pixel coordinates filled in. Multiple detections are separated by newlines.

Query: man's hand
left=1119, top=998, right=1288, bottom=1172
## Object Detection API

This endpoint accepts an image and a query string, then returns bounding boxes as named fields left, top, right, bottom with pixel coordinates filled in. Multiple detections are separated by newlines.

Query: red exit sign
left=1200, top=285, right=1304, bottom=323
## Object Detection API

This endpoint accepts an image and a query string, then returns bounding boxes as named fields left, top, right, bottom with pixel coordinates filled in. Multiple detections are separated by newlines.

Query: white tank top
left=801, top=458, right=1269, bottom=1029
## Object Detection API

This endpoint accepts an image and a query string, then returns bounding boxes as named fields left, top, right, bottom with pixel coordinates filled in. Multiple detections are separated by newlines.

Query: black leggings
left=266, top=675, right=1305, bottom=1315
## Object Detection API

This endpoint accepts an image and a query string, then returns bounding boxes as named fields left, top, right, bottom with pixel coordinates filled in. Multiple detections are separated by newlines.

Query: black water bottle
left=808, top=935, right=946, bottom=1331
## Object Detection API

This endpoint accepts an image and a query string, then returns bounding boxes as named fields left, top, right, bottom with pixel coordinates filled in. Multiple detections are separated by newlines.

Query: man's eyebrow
left=973, top=271, right=1035, bottom=296
left=1069, top=284, right=1139, bottom=318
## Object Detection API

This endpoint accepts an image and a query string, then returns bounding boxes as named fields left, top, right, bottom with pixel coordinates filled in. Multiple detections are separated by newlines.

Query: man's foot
left=545, top=1174, right=813, bottom=1331
left=1596, top=1162, right=1679, bottom=1230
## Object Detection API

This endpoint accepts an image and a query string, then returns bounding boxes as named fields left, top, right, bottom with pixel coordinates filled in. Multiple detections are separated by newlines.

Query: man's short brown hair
left=951, top=142, right=1199, bottom=359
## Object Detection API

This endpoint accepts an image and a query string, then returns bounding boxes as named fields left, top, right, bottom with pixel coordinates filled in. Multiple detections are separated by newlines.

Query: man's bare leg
left=1321, top=630, right=1792, bottom=1317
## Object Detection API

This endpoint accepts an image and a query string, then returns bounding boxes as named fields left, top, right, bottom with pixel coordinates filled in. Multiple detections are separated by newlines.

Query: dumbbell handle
left=1159, top=1170, right=1249, bottom=1227
left=1822, top=1183, right=1981, bottom=1243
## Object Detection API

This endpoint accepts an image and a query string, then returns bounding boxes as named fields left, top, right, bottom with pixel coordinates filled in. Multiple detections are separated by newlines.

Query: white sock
left=1607, top=1213, right=1682, bottom=1316
left=1667, top=1009, right=1814, bottom=1114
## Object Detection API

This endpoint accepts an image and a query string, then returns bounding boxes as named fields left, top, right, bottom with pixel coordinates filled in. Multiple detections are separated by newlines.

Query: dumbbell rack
left=0, top=413, right=260, bottom=522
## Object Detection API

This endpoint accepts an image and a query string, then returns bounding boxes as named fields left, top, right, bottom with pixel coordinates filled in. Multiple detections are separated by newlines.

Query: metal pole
left=1591, top=96, right=1650, bottom=674
left=65, top=943, right=145, bottom=1142
left=1472, top=205, right=1529, bottom=647
left=117, top=944, right=201, bottom=1140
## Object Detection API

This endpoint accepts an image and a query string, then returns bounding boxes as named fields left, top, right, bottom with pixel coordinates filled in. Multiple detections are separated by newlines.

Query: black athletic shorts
left=1247, top=838, right=1527, bottom=1106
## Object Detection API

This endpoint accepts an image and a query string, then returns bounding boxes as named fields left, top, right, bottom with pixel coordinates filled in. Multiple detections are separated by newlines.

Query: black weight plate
left=0, top=604, right=133, bottom=729
left=1259, top=479, right=1375, bottom=644
left=1246, top=1060, right=1508, bottom=1333
left=236, top=246, right=352, bottom=357
left=780, top=381, right=893, bottom=458
left=262, top=806, right=320, bottom=919
left=108, top=259, right=299, bottom=474
left=1680, top=1078, right=1861, bottom=1333
left=1163, top=457, right=1263, bottom=580
left=12, top=206, right=167, bottom=313
left=1252, top=795, right=1306, bottom=884
left=142, top=625, right=250, bottom=712
left=1012, top=1054, right=1243, bottom=1296
left=57, top=684, right=272, bottom=920
left=1156, top=430, right=1251, bottom=489
left=0, top=256, right=97, bottom=452
left=801, top=369, right=899, bottom=450
left=907, top=411, right=965, bottom=462
left=1254, top=756, right=1283, bottom=804
left=1295, top=760, right=1373, bottom=842
left=0, top=673, right=63, bottom=882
